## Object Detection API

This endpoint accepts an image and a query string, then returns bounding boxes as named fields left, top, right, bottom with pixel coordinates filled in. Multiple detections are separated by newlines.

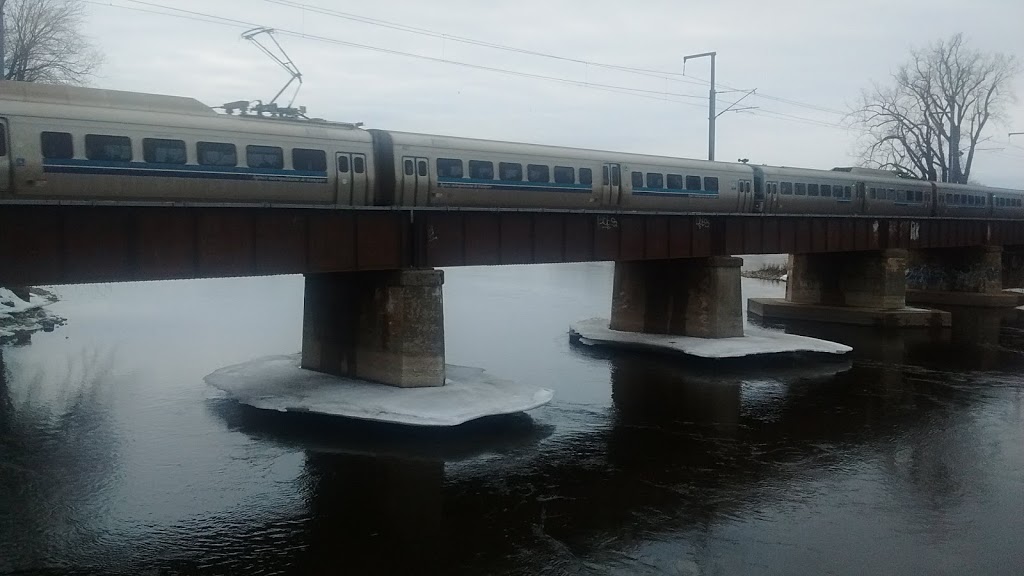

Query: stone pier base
left=301, top=269, right=445, bottom=388
left=610, top=257, right=743, bottom=339
left=748, top=250, right=950, bottom=328
left=907, top=246, right=1018, bottom=308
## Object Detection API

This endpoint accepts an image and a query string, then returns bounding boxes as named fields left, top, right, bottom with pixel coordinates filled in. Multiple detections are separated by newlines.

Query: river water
left=1, top=264, right=1022, bottom=575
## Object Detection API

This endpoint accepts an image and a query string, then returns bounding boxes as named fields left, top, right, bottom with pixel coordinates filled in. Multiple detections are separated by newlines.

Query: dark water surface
left=1, top=264, right=1023, bottom=575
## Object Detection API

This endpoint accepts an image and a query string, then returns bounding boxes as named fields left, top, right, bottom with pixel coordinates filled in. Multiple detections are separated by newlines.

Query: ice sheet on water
left=570, top=318, right=851, bottom=359
left=205, top=354, right=554, bottom=427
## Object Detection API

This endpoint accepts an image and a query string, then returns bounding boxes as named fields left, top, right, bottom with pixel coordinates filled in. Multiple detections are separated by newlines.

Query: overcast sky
left=79, top=0, right=1023, bottom=187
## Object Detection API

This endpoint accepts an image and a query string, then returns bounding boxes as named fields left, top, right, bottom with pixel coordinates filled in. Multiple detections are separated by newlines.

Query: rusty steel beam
left=4, top=205, right=1024, bottom=286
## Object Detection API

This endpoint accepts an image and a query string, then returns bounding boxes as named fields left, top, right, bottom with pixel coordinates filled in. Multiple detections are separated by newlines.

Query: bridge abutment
left=749, top=250, right=950, bottom=327
left=610, top=257, right=744, bottom=339
left=906, top=246, right=1019, bottom=308
left=301, top=269, right=446, bottom=388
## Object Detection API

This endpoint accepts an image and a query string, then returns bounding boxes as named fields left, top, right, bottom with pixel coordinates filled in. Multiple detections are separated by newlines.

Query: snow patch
left=0, top=288, right=48, bottom=315
left=570, top=318, right=851, bottom=359
left=205, top=354, right=553, bottom=427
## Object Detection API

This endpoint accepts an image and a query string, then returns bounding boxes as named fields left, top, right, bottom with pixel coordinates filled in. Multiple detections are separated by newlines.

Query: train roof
left=0, top=80, right=215, bottom=115
left=385, top=130, right=754, bottom=171
left=0, top=80, right=369, bottom=141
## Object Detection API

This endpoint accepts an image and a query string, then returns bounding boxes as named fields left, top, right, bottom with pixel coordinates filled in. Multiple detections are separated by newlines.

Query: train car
left=755, top=166, right=859, bottom=214
left=987, top=187, right=1024, bottom=219
left=858, top=176, right=935, bottom=217
left=376, top=131, right=755, bottom=212
left=0, top=81, right=375, bottom=206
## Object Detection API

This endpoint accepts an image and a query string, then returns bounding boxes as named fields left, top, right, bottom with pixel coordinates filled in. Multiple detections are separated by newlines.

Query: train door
left=336, top=152, right=369, bottom=205
left=401, top=156, right=430, bottom=206
left=855, top=182, right=867, bottom=213
left=737, top=179, right=755, bottom=212
left=0, top=119, right=10, bottom=193
left=764, top=182, right=779, bottom=213
left=752, top=170, right=766, bottom=214
left=601, top=163, right=622, bottom=206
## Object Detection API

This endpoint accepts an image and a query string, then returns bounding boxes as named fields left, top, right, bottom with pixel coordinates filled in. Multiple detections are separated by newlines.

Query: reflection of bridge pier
left=300, top=453, right=445, bottom=572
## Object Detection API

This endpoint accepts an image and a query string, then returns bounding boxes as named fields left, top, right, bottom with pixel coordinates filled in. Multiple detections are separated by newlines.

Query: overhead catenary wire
left=259, top=0, right=850, bottom=117
left=87, top=0, right=857, bottom=132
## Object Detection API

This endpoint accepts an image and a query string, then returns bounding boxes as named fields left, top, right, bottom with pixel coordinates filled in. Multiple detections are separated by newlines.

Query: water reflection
left=0, top=273, right=1022, bottom=574
left=0, top=346, right=120, bottom=573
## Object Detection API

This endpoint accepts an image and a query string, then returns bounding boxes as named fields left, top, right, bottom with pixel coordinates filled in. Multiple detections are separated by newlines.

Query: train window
left=353, top=156, right=365, bottom=174
left=246, top=145, right=283, bottom=169
left=845, top=186, right=852, bottom=199
left=667, top=174, right=683, bottom=190
left=704, top=177, right=719, bottom=192
left=780, top=182, right=793, bottom=195
left=143, top=138, right=186, bottom=165
left=404, top=159, right=414, bottom=175
left=292, top=149, right=327, bottom=172
left=646, top=173, right=663, bottom=189
left=418, top=160, right=427, bottom=177
left=795, top=183, right=807, bottom=196
left=528, top=164, right=550, bottom=183
left=580, top=168, right=593, bottom=186
left=808, top=184, right=819, bottom=196
left=469, top=160, right=494, bottom=180
left=896, top=190, right=906, bottom=202
left=85, top=134, right=132, bottom=162
left=41, top=132, right=74, bottom=159
left=953, top=194, right=960, bottom=204
left=554, top=166, right=576, bottom=184
left=611, top=166, right=621, bottom=186
left=916, top=190, right=924, bottom=202
left=197, top=142, right=237, bottom=167
left=338, top=156, right=350, bottom=173
left=0, top=125, right=5, bottom=156
left=437, top=158, right=464, bottom=178
left=887, top=189, right=895, bottom=200
left=632, top=171, right=644, bottom=188
left=500, top=162, right=522, bottom=181
left=686, top=175, right=701, bottom=191
left=602, top=166, right=609, bottom=185
left=821, top=184, right=832, bottom=197
left=869, top=188, right=876, bottom=199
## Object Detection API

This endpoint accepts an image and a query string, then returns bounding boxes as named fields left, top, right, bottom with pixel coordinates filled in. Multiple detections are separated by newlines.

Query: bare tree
left=2, top=0, right=102, bottom=85
left=852, top=34, right=1019, bottom=184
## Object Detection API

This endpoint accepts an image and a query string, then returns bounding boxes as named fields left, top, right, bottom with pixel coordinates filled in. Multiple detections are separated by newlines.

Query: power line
left=260, top=0, right=850, bottom=117
left=88, top=0, right=854, bottom=133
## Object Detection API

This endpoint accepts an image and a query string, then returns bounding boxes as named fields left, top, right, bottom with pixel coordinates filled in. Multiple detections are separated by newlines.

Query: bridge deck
left=2, top=205, right=1022, bottom=285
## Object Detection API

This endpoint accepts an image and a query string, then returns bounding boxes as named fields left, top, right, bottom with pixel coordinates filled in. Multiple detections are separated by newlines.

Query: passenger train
left=1, top=81, right=1021, bottom=217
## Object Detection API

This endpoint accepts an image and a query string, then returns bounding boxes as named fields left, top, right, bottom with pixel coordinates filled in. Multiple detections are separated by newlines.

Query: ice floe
left=570, top=317, right=851, bottom=359
left=205, top=354, right=553, bottom=427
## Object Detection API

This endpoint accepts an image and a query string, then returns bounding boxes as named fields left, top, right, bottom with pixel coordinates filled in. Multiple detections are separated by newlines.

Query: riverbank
left=0, top=287, right=65, bottom=344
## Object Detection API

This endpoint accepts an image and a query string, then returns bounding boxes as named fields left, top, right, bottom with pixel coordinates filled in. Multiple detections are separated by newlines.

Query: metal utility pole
left=683, top=51, right=717, bottom=161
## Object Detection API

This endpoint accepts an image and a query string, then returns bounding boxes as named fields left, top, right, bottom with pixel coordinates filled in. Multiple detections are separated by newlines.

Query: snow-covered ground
left=0, top=287, right=64, bottom=342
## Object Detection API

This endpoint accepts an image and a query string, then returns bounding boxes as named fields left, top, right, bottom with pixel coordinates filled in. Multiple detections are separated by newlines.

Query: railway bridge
left=3, top=203, right=1024, bottom=387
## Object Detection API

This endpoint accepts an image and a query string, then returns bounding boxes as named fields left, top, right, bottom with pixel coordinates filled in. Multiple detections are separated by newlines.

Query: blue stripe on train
left=437, top=176, right=592, bottom=194
left=42, top=159, right=328, bottom=183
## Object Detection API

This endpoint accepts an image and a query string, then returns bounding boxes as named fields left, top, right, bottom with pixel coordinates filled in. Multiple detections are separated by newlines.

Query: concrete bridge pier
left=748, top=250, right=950, bottom=328
left=301, top=269, right=446, bottom=388
left=906, top=246, right=1019, bottom=308
left=1001, top=246, right=1024, bottom=291
left=610, top=256, right=744, bottom=339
